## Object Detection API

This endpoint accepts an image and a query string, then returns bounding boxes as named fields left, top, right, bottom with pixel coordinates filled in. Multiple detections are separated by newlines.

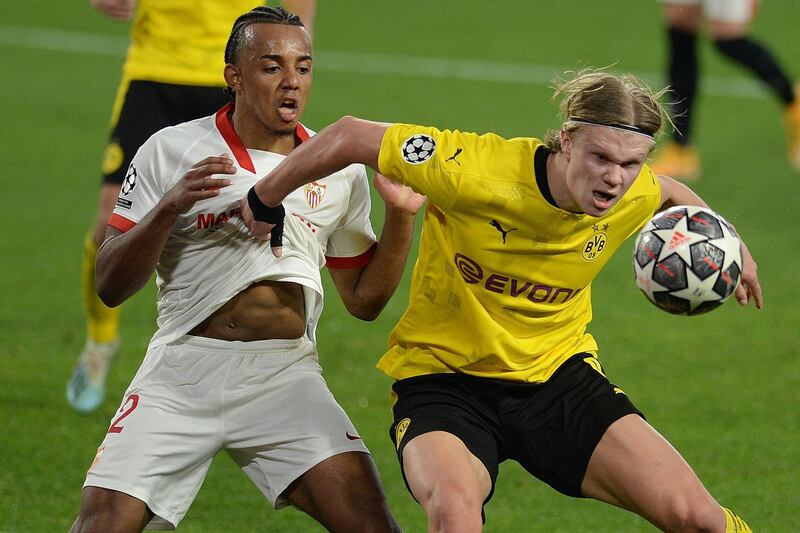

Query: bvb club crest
left=581, top=223, right=609, bottom=262
left=395, top=418, right=411, bottom=450
left=303, top=181, right=327, bottom=209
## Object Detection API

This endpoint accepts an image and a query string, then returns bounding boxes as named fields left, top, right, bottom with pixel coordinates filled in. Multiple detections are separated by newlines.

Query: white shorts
left=662, top=0, right=759, bottom=23
left=83, top=335, right=369, bottom=530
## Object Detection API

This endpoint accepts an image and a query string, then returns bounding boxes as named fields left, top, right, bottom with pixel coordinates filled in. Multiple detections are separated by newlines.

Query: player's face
left=229, top=23, right=312, bottom=136
left=560, top=125, right=653, bottom=216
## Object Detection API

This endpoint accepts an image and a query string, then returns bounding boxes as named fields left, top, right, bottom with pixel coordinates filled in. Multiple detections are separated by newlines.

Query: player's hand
left=161, top=155, right=235, bottom=215
left=735, top=239, right=763, bottom=309
left=374, top=172, right=427, bottom=214
left=90, top=0, right=136, bottom=20
left=240, top=188, right=285, bottom=258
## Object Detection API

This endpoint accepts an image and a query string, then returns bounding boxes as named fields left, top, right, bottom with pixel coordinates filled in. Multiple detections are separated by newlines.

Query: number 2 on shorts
left=108, top=393, right=140, bottom=434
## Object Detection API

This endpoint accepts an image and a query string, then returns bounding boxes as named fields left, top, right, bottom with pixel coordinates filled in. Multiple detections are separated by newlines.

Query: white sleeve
left=324, top=164, right=378, bottom=268
left=108, top=135, right=168, bottom=232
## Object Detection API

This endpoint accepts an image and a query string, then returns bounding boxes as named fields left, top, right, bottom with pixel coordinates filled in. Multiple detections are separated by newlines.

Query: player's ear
left=560, top=128, right=572, bottom=160
left=224, top=64, right=241, bottom=93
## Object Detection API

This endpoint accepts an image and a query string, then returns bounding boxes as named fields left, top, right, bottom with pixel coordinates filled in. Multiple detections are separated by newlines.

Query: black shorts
left=389, top=353, right=644, bottom=501
left=101, top=80, right=229, bottom=184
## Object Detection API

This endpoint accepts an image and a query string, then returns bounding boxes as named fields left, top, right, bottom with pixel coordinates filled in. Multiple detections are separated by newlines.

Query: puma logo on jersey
left=445, top=148, right=463, bottom=165
left=489, top=219, right=516, bottom=243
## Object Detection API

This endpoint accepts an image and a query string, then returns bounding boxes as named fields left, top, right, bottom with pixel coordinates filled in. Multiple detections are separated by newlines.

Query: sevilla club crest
left=303, top=181, right=327, bottom=209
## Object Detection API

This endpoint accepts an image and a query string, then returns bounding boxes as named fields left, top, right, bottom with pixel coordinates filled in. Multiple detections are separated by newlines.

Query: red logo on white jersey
left=303, top=182, right=327, bottom=209
left=291, top=211, right=318, bottom=234
left=196, top=208, right=241, bottom=229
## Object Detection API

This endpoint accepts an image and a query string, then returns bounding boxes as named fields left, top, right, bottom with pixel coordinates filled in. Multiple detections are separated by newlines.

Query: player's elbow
left=328, top=116, right=360, bottom=151
left=345, top=300, right=384, bottom=322
left=335, top=115, right=359, bottom=131
left=95, top=279, right=124, bottom=308
left=95, top=265, right=130, bottom=308
left=328, top=116, right=382, bottom=168
left=353, top=308, right=381, bottom=322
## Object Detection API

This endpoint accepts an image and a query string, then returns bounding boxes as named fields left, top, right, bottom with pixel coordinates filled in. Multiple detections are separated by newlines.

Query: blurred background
left=1, top=1, right=798, bottom=530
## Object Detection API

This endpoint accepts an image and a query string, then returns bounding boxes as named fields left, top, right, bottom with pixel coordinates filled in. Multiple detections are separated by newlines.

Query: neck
left=546, top=151, right=578, bottom=213
left=230, top=108, right=296, bottom=155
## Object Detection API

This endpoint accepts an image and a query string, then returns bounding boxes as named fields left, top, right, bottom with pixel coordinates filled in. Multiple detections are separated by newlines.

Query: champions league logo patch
left=401, top=134, right=436, bottom=164
left=303, top=181, right=327, bottom=209
left=121, top=164, right=137, bottom=196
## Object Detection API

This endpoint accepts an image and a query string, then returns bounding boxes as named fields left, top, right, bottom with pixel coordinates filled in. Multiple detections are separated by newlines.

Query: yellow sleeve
left=378, top=123, right=471, bottom=211
left=378, top=123, right=539, bottom=214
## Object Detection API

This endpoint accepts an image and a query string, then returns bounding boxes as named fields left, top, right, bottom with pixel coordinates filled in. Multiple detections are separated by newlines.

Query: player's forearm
left=658, top=175, right=710, bottom=211
left=254, top=116, right=386, bottom=206
left=95, top=205, right=177, bottom=307
left=347, top=206, right=418, bottom=320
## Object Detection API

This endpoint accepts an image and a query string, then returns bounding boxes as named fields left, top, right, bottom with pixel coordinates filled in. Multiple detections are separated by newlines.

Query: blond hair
left=544, top=69, right=671, bottom=151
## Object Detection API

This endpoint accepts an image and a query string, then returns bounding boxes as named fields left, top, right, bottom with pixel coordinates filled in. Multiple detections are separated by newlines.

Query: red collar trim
left=215, top=103, right=310, bottom=174
left=295, top=123, right=310, bottom=143
left=215, top=103, right=254, bottom=173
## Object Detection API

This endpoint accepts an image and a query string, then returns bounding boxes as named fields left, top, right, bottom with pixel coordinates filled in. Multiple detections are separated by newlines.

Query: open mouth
left=278, top=99, right=298, bottom=122
left=592, top=190, right=615, bottom=208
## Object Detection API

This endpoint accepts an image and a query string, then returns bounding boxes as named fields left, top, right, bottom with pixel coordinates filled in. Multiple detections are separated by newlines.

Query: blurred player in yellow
left=240, top=69, right=763, bottom=532
left=651, top=0, right=800, bottom=180
left=68, top=0, right=316, bottom=413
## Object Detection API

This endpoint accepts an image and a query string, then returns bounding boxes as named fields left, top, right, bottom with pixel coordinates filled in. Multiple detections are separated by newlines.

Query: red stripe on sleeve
left=108, top=213, right=136, bottom=233
left=326, top=242, right=377, bottom=269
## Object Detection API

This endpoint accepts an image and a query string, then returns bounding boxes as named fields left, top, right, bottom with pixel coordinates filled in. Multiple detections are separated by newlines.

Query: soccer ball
left=632, top=206, right=742, bottom=316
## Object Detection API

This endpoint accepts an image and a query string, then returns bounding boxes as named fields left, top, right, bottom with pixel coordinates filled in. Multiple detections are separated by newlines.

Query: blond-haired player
left=241, top=69, right=763, bottom=532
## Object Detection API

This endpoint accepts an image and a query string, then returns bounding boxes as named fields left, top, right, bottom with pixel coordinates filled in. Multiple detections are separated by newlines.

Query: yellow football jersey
left=377, top=124, right=662, bottom=383
left=123, top=0, right=265, bottom=86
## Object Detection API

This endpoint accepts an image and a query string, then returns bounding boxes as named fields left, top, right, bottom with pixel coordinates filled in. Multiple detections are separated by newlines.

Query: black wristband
left=247, top=187, right=285, bottom=223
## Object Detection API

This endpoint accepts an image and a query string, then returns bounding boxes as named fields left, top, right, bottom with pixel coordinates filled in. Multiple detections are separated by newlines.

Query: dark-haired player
left=241, top=69, right=763, bottom=532
left=69, top=0, right=317, bottom=414
left=70, top=7, right=422, bottom=531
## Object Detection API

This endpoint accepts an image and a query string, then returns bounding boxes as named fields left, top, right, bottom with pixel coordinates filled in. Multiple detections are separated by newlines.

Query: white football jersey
left=109, top=104, right=377, bottom=348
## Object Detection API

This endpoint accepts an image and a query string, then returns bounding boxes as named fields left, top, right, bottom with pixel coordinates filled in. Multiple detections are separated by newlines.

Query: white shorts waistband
left=173, top=334, right=311, bottom=355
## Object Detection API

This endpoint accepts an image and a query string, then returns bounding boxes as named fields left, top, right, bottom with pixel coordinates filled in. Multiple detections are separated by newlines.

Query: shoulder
left=384, top=123, right=536, bottom=155
left=147, top=115, right=219, bottom=155
left=633, top=163, right=662, bottom=196
left=135, top=115, right=218, bottom=174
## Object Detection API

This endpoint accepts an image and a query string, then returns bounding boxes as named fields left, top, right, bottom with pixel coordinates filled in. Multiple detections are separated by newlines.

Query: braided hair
left=223, top=6, right=306, bottom=99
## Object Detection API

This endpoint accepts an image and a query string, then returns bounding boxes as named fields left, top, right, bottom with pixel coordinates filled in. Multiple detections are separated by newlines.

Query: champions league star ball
left=632, top=206, right=742, bottom=316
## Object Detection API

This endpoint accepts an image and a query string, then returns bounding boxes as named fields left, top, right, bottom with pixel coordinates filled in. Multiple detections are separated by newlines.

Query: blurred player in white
left=70, top=7, right=423, bottom=531
left=651, top=0, right=800, bottom=180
